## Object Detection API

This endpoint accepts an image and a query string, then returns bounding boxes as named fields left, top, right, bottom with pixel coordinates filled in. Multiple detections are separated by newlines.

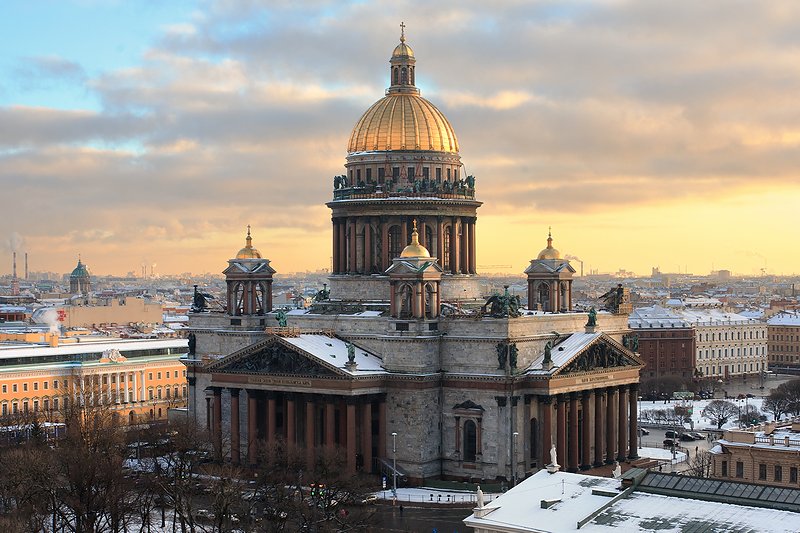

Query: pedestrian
left=400, top=504, right=404, bottom=515
left=695, top=446, right=698, bottom=455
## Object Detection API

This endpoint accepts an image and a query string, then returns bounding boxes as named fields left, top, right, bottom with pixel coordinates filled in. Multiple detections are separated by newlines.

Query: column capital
left=540, top=395, right=552, bottom=405
left=629, top=382, right=640, bottom=393
left=581, top=389, right=592, bottom=400
left=569, top=392, right=579, bottom=401
left=558, top=393, right=569, bottom=403
left=228, top=387, right=240, bottom=397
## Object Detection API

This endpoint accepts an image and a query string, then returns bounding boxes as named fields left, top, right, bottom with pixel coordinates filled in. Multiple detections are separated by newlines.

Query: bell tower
left=525, top=230, right=575, bottom=312
left=224, top=226, right=276, bottom=316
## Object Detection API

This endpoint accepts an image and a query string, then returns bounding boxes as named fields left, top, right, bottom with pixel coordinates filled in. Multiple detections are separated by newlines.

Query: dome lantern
left=388, top=22, right=418, bottom=96
left=400, top=219, right=431, bottom=258
left=537, top=228, right=561, bottom=260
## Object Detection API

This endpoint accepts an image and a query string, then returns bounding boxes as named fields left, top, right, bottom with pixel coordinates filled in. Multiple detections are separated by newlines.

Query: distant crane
left=478, top=264, right=513, bottom=269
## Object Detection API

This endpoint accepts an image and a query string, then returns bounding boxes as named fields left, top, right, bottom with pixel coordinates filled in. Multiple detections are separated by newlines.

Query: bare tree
left=685, top=449, right=713, bottom=478
left=763, top=390, right=791, bottom=422
left=701, top=400, right=739, bottom=429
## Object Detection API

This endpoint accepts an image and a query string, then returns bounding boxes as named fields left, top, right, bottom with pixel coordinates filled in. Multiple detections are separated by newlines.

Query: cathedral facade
left=185, top=32, right=643, bottom=484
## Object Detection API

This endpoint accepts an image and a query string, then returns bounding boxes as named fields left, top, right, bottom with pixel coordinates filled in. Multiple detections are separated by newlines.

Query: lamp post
left=512, top=431, right=519, bottom=486
left=391, top=431, right=398, bottom=503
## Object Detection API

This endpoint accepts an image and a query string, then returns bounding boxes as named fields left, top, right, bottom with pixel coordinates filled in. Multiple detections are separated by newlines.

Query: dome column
left=363, top=218, right=373, bottom=274
left=348, top=217, right=357, bottom=273
left=436, top=217, right=445, bottom=263
left=469, top=218, right=477, bottom=274
left=460, top=218, right=469, bottom=274
left=449, top=217, right=459, bottom=274
left=381, top=219, right=390, bottom=271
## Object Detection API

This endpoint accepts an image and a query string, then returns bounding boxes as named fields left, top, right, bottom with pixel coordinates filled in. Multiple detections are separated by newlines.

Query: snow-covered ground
left=639, top=397, right=769, bottom=431
left=374, top=487, right=497, bottom=505
left=638, top=446, right=686, bottom=464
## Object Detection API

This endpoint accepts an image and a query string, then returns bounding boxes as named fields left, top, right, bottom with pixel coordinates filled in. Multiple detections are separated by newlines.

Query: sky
left=2, top=0, right=800, bottom=277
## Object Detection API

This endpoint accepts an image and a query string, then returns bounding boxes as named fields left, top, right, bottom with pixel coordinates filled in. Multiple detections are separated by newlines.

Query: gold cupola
left=347, top=24, right=459, bottom=154
left=400, top=220, right=431, bottom=258
left=235, top=225, right=263, bottom=259
left=537, top=228, right=561, bottom=260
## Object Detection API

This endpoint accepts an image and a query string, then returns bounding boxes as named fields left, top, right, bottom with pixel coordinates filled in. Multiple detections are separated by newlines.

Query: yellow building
left=0, top=336, right=188, bottom=424
left=32, top=297, right=163, bottom=329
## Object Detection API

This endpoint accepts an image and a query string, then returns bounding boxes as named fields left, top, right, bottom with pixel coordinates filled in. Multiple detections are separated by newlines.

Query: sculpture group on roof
left=482, top=286, right=521, bottom=318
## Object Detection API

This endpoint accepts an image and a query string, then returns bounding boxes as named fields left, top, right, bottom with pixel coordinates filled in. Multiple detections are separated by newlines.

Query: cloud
left=4, top=0, right=800, bottom=274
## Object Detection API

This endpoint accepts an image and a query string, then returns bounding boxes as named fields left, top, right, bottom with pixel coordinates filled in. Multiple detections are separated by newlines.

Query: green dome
left=70, top=259, right=89, bottom=278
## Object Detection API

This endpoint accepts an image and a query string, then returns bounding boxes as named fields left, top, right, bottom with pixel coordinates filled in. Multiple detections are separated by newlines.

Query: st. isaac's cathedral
left=185, top=30, right=643, bottom=485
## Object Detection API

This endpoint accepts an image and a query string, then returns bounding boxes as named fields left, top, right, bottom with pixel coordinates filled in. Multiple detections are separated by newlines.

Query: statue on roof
left=275, top=309, right=288, bottom=328
left=191, top=285, right=207, bottom=313
left=600, top=284, right=626, bottom=313
left=543, top=341, right=553, bottom=366
left=586, top=306, right=597, bottom=327
left=346, top=342, right=356, bottom=364
left=313, top=283, right=330, bottom=302
left=187, top=332, right=196, bottom=356
left=482, top=286, right=521, bottom=318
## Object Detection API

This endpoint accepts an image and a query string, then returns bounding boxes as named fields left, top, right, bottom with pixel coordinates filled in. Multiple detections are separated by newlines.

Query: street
left=371, top=503, right=472, bottom=533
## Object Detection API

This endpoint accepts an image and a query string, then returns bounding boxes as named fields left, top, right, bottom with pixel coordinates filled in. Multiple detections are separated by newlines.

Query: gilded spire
left=547, top=227, right=553, bottom=248
left=236, top=225, right=263, bottom=259
left=400, top=21, right=406, bottom=42
left=410, top=218, right=419, bottom=245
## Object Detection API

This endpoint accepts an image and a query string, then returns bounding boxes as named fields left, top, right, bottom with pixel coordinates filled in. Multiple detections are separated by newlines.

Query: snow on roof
left=464, top=469, right=800, bottom=532
left=629, top=305, right=690, bottom=329
left=464, top=470, right=621, bottom=532
left=526, top=333, right=599, bottom=375
left=0, top=338, right=187, bottom=360
left=281, top=334, right=386, bottom=376
left=767, top=311, right=800, bottom=326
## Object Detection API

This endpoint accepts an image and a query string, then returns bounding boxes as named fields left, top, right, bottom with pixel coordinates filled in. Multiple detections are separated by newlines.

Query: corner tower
left=328, top=26, right=481, bottom=302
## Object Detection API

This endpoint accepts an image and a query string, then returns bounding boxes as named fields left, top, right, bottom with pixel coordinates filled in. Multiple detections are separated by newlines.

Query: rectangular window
left=392, top=167, right=400, bottom=179
left=422, top=167, right=429, bottom=179
left=33, top=400, right=38, bottom=412
left=365, top=168, right=372, bottom=182
left=23, top=383, right=28, bottom=392
left=12, top=402, right=18, bottom=414
left=149, top=373, right=153, bottom=380
left=53, top=398, right=59, bottom=410
left=22, top=401, right=28, bottom=412
left=13, top=384, right=18, bottom=393
left=44, top=381, right=49, bottom=390
left=736, top=461, right=744, bottom=478
left=1, top=385, right=5, bottom=393
left=791, top=467, right=798, bottom=484
left=721, top=461, right=728, bottom=477
left=759, top=464, right=767, bottom=480
left=43, top=399, right=49, bottom=411
left=1, top=404, right=6, bottom=415
left=174, top=371, right=179, bottom=378
left=33, top=382, right=38, bottom=391
left=775, top=465, right=783, bottom=482
left=407, top=167, right=414, bottom=180
left=54, top=380, right=59, bottom=389
left=149, top=390, right=154, bottom=400
left=436, top=167, right=441, bottom=181
left=378, top=167, right=385, bottom=183
left=157, top=372, right=162, bottom=380
left=447, top=168, right=451, bottom=180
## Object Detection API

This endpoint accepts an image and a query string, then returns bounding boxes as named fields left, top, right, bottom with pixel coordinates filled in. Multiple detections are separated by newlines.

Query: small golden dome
left=400, top=220, right=431, bottom=258
left=392, top=42, right=414, bottom=58
left=537, top=229, right=561, bottom=260
left=236, top=226, right=262, bottom=259
left=348, top=94, right=459, bottom=153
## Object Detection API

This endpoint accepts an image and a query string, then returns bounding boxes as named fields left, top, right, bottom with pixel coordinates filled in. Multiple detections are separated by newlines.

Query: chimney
left=12, top=252, right=16, bottom=279
left=24, top=252, right=28, bottom=280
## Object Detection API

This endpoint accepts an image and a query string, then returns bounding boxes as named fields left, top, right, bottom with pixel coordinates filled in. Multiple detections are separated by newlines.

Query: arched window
left=560, top=282, right=568, bottom=311
left=388, top=225, right=402, bottom=262
left=393, top=67, right=399, bottom=85
left=538, top=283, right=550, bottom=312
left=255, top=282, right=268, bottom=315
left=400, top=67, right=408, bottom=84
left=443, top=229, right=451, bottom=271
left=463, top=420, right=477, bottom=462
left=233, top=283, right=244, bottom=316
left=399, top=284, right=413, bottom=318
left=424, top=283, right=436, bottom=318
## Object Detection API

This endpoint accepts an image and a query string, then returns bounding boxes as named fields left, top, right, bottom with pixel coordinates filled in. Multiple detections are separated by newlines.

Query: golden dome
left=392, top=42, right=414, bottom=58
left=236, top=226, right=262, bottom=259
left=400, top=220, right=431, bottom=258
left=348, top=94, right=459, bottom=153
left=537, top=229, right=561, bottom=260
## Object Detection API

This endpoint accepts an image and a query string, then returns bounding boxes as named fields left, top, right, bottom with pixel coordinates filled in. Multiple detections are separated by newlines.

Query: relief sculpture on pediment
left=221, top=344, right=334, bottom=376
left=563, top=342, right=628, bottom=374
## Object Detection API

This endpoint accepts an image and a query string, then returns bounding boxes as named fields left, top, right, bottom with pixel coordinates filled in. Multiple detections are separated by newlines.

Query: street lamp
left=391, top=431, right=398, bottom=503
left=512, top=431, right=519, bottom=486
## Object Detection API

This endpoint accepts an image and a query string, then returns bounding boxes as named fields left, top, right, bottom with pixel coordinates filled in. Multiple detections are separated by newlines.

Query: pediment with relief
left=556, top=338, right=641, bottom=376
left=208, top=337, right=338, bottom=377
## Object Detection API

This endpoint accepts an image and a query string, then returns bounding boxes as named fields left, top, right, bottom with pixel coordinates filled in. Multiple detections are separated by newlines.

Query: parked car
left=665, top=430, right=681, bottom=439
left=361, top=495, right=379, bottom=505
left=680, top=433, right=695, bottom=441
left=639, top=428, right=650, bottom=435
left=663, top=438, right=677, bottom=447
left=689, top=432, right=704, bottom=440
